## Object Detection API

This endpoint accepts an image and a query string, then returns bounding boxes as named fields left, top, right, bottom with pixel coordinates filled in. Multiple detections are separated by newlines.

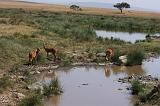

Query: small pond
left=95, top=30, right=153, bottom=43
left=40, top=57, right=160, bottom=106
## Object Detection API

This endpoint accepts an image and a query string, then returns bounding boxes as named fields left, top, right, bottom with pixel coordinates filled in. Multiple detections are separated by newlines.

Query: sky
left=21, top=0, right=160, bottom=12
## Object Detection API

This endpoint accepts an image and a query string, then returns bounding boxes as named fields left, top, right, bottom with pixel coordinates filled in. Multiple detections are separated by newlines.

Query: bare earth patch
left=0, top=25, right=37, bottom=36
left=0, top=91, right=18, bottom=106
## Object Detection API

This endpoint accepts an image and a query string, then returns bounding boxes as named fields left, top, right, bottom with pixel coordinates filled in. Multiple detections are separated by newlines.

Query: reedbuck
left=43, top=43, right=56, bottom=61
left=29, top=48, right=40, bottom=64
left=105, top=48, right=113, bottom=61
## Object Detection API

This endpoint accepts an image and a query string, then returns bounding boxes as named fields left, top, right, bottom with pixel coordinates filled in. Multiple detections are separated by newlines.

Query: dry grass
left=0, top=25, right=37, bottom=36
left=0, top=0, right=160, bottom=19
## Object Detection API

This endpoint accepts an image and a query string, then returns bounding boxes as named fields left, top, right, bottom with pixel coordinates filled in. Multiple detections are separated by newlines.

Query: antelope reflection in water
left=44, top=95, right=60, bottom=106
left=104, top=65, right=145, bottom=78
left=104, top=64, right=112, bottom=78
left=35, top=70, right=56, bottom=85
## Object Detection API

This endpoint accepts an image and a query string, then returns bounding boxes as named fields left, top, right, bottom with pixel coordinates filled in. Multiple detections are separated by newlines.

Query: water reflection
left=44, top=66, right=132, bottom=106
left=43, top=57, right=160, bottom=106
left=104, top=64, right=112, bottom=78
left=142, top=57, right=160, bottom=76
left=95, top=30, right=147, bottom=43
left=112, top=65, right=145, bottom=76
left=35, top=70, right=56, bottom=85
left=103, top=64, right=146, bottom=78
left=44, top=96, right=60, bottom=106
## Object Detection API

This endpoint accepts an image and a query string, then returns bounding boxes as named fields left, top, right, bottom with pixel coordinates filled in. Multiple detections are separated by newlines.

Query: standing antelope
left=29, top=48, right=40, bottom=65
left=43, top=43, right=56, bottom=61
left=105, top=48, right=113, bottom=61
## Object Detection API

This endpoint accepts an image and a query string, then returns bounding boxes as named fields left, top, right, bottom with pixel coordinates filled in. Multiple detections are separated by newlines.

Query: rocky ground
left=118, top=75, right=160, bottom=106
left=118, top=75, right=159, bottom=85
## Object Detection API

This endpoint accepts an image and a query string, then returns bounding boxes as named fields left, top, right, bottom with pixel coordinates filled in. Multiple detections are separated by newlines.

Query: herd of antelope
left=28, top=43, right=57, bottom=65
left=28, top=43, right=113, bottom=65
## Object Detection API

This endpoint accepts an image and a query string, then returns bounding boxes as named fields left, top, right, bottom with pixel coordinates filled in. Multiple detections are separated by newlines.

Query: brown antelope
left=43, top=43, right=56, bottom=61
left=29, top=48, right=40, bottom=64
left=105, top=48, right=113, bottom=61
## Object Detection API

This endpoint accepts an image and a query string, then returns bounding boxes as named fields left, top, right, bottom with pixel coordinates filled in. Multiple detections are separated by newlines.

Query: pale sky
left=21, top=0, right=160, bottom=12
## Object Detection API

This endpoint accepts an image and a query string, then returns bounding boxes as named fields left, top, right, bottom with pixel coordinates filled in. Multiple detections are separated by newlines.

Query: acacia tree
left=114, top=2, right=130, bottom=13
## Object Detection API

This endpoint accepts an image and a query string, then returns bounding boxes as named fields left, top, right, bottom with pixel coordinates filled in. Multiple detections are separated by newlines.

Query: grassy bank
left=0, top=8, right=160, bottom=70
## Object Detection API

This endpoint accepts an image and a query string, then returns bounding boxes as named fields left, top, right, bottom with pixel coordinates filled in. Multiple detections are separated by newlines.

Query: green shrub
left=126, top=49, right=145, bottom=66
left=135, top=40, right=146, bottom=43
left=9, top=63, right=22, bottom=73
left=43, top=78, right=62, bottom=96
left=131, top=80, right=144, bottom=95
left=139, top=93, right=147, bottom=103
left=22, top=69, right=35, bottom=84
left=0, top=76, right=13, bottom=93
left=60, top=58, right=72, bottom=67
left=103, top=37, right=128, bottom=45
left=111, top=49, right=122, bottom=65
left=112, top=38, right=127, bottom=44
left=57, top=53, right=72, bottom=67
left=97, top=36, right=105, bottom=43
left=134, top=102, right=140, bottom=106
left=36, top=53, right=47, bottom=64
left=18, top=90, right=42, bottom=106
left=72, top=28, right=96, bottom=42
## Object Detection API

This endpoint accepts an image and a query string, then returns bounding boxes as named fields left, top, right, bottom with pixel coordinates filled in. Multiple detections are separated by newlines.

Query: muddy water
left=44, top=66, right=132, bottom=106
left=95, top=30, right=148, bottom=43
left=42, top=57, right=160, bottom=106
left=143, top=57, right=160, bottom=76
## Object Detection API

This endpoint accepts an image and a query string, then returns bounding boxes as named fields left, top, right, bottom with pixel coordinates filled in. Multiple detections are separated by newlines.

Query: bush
left=60, top=58, right=72, bottom=67
left=131, top=80, right=144, bottom=95
left=36, top=53, right=47, bottom=64
left=22, top=69, right=35, bottom=84
left=43, top=78, right=62, bottom=96
left=139, top=93, right=147, bottom=103
left=104, top=37, right=127, bottom=45
left=0, top=76, right=13, bottom=93
left=73, top=28, right=96, bottom=42
left=111, top=49, right=122, bottom=65
left=134, top=102, right=140, bottom=106
left=57, top=53, right=72, bottom=67
left=97, top=36, right=105, bottom=43
left=112, top=38, right=126, bottom=44
left=125, top=49, right=145, bottom=66
left=18, top=90, right=42, bottom=106
left=135, top=40, right=146, bottom=43
left=9, top=63, right=22, bottom=73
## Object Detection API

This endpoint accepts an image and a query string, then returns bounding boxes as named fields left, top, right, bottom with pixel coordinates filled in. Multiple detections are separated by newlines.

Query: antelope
left=105, top=48, right=113, bottom=61
left=43, top=43, right=56, bottom=61
left=29, top=48, right=40, bottom=64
